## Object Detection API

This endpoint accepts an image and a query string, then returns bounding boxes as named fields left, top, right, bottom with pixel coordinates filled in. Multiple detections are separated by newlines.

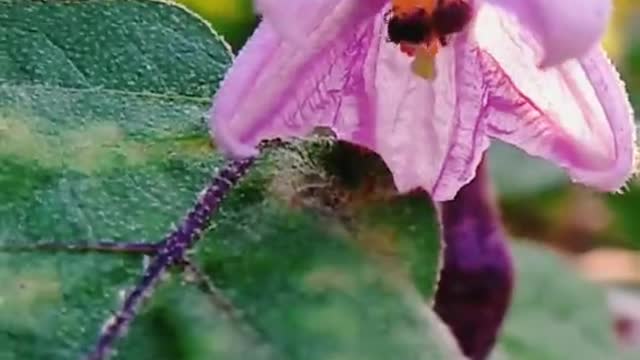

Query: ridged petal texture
left=211, top=0, right=388, bottom=158
left=474, top=3, right=636, bottom=192
left=211, top=0, right=635, bottom=200
left=212, top=1, right=487, bottom=201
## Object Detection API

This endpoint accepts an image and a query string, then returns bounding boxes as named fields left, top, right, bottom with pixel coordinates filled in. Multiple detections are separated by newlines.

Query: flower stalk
left=434, top=157, right=513, bottom=360
left=85, top=157, right=255, bottom=360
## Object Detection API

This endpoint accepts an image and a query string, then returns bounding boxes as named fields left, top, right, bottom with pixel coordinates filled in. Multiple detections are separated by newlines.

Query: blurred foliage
left=495, top=244, right=628, bottom=360
left=612, top=0, right=640, bottom=107
left=604, top=0, right=635, bottom=61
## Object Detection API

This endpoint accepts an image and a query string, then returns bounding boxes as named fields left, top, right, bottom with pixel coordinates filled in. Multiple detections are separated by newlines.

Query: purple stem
left=85, top=157, right=255, bottom=360
left=433, top=158, right=514, bottom=360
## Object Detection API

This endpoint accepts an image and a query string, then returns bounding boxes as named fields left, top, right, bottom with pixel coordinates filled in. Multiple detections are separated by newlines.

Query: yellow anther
left=392, top=0, right=437, bottom=15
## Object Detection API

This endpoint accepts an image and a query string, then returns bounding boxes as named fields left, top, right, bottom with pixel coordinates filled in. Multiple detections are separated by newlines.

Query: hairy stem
left=85, top=157, right=255, bottom=360
left=433, top=157, right=514, bottom=360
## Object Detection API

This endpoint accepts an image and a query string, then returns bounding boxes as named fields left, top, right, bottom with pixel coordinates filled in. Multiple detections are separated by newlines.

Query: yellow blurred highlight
left=603, top=0, right=636, bottom=61
left=176, top=0, right=256, bottom=48
left=177, top=0, right=253, bottom=22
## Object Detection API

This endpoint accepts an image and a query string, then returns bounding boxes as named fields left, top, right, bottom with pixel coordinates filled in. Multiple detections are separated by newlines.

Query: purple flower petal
left=212, top=5, right=492, bottom=201
left=371, top=32, right=489, bottom=200
left=486, top=0, right=612, bottom=67
left=210, top=0, right=386, bottom=158
left=472, top=4, right=636, bottom=192
left=212, top=0, right=635, bottom=199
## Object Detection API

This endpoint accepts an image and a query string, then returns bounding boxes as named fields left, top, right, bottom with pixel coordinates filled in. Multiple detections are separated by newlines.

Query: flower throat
left=386, top=0, right=473, bottom=78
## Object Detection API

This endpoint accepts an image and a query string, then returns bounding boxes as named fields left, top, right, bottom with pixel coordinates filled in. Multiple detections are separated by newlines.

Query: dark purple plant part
left=85, top=157, right=255, bottom=360
left=434, top=157, right=514, bottom=360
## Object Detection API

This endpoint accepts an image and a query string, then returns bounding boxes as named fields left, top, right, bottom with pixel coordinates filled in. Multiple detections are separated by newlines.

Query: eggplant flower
left=209, top=1, right=636, bottom=358
left=210, top=0, right=636, bottom=201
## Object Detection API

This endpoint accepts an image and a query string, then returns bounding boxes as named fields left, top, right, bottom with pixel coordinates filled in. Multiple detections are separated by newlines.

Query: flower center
left=387, top=0, right=473, bottom=78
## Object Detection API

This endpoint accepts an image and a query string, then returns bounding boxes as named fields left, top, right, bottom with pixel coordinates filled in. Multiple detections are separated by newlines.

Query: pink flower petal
left=486, top=0, right=612, bottom=67
left=210, top=8, right=384, bottom=158
left=473, top=4, right=636, bottom=191
left=369, top=26, right=489, bottom=200
left=211, top=6, right=490, bottom=201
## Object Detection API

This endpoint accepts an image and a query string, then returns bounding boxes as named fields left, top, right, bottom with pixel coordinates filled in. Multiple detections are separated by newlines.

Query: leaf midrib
left=0, top=82, right=211, bottom=104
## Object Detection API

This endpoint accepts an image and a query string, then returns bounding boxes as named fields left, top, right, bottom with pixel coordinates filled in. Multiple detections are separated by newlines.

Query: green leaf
left=495, top=243, right=625, bottom=360
left=0, top=1, right=455, bottom=359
